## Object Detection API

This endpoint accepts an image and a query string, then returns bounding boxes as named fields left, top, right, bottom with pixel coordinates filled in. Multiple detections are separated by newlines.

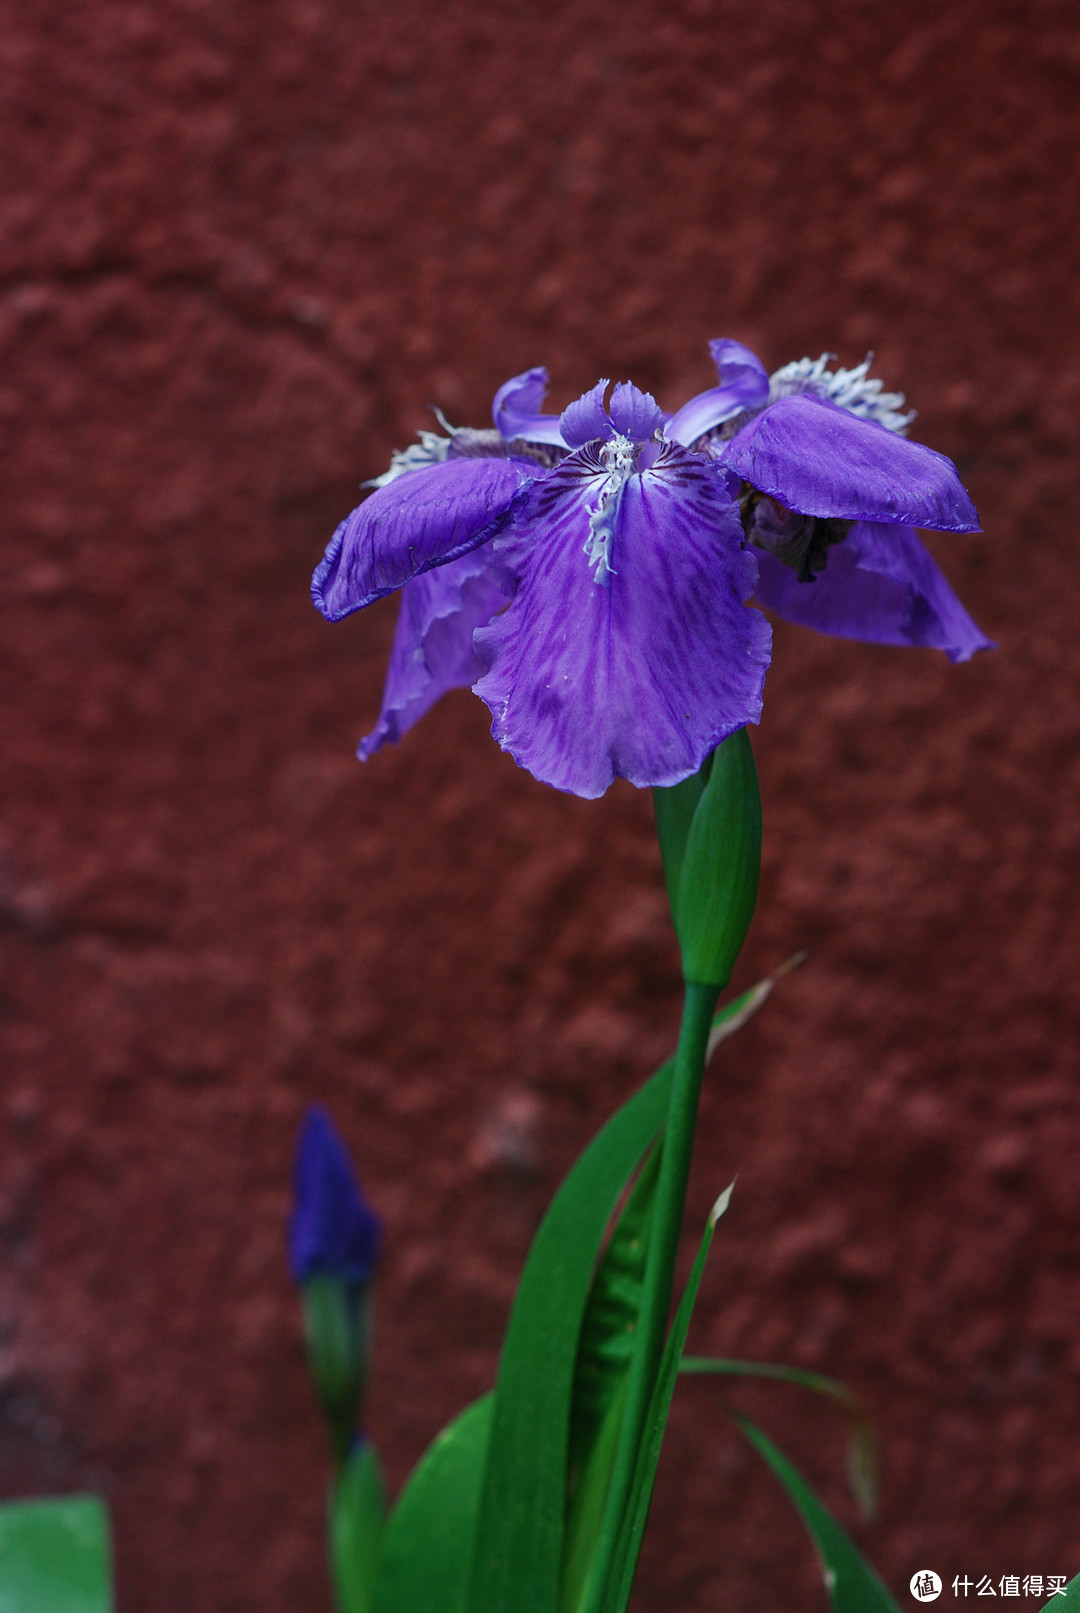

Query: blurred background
left=1, top=0, right=1078, bottom=1606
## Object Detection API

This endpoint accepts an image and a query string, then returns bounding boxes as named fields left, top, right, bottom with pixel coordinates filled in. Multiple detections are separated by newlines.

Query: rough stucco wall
left=1, top=0, right=1079, bottom=1607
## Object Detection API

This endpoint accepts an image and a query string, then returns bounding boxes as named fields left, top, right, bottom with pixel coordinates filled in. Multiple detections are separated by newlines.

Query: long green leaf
left=569, top=1146, right=660, bottom=1488
left=679, top=1356, right=876, bottom=1517
left=0, top=1495, right=113, bottom=1613
left=330, top=1440, right=385, bottom=1613
left=560, top=1150, right=660, bottom=1613
left=466, top=1066, right=673, bottom=1613
left=467, top=975, right=784, bottom=1613
left=734, top=1415, right=901, bottom=1613
left=373, top=1395, right=492, bottom=1613
left=1041, top=1576, right=1080, bottom=1613
left=560, top=1378, right=629, bottom=1613
left=599, top=1186, right=734, bottom=1613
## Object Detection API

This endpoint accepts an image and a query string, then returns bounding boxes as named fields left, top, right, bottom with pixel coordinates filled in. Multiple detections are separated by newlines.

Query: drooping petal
left=720, top=394, right=980, bottom=531
left=312, top=456, right=536, bottom=622
left=608, top=381, right=665, bottom=442
left=359, top=545, right=510, bottom=758
left=473, top=442, right=772, bottom=798
left=707, top=338, right=771, bottom=391
left=560, top=380, right=614, bottom=450
left=665, top=337, right=771, bottom=446
left=492, top=367, right=568, bottom=447
left=752, top=521, right=994, bottom=663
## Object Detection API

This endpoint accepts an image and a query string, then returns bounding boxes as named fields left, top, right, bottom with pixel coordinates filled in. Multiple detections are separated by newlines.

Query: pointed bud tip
left=709, top=1179, right=737, bottom=1225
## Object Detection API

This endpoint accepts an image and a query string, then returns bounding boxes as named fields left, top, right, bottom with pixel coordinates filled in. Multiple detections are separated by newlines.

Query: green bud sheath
left=302, top=1275, right=371, bottom=1465
left=655, top=729, right=762, bottom=989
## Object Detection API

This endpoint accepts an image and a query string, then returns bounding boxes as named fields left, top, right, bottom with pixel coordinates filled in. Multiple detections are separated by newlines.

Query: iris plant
left=313, top=339, right=990, bottom=799
left=304, top=342, right=998, bottom=1613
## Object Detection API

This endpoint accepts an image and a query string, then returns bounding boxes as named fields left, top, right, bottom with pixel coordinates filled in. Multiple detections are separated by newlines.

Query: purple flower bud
left=290, top=1107, right=381, bottom=1288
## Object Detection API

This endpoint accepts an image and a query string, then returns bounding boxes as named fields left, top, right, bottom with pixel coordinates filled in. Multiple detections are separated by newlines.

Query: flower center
left=740, top=487, right=852, bottom=582
left=583, top=434, right=637, bottom=586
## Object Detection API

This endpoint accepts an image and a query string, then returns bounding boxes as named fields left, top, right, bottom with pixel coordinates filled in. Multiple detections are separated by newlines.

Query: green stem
left=581, top=978, right=718, bottom=1613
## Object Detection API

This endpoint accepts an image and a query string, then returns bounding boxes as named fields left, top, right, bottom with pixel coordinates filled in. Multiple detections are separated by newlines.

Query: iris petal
left=473, top=442, right=772, bottom=798
left=608, top=381, right=665, bottom=442
left=559, top=381, right=614, bottom=450
left=707, top=338, right=771, bottom=392
left=492, top=366, right=568, bottom=447
left=312, top=457, right=536, bottom=622
left=359, top=546, right=510, bottom=758
left=666, top=338, right=771, bottom=446
left=753, top=521, right=994, bottom=663
left=720, top=394, right=980, bottom=530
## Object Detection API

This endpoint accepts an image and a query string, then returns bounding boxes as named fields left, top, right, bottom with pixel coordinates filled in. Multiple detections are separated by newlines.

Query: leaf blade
left=330, top=1440, right=386, bottom=1613
left=734, top=1414, right=901, bottom=1613
left=598, top=1188, right=733, bottom=1613
left=1040, top=1576, right=1080, bottom=1613
left=466, top=1066, right=674, bottom=1613
left=0, top=1494, right=113, bottom=1613
left=679, top=1356, right=877, bottom=1517
left=373, top=1395, right=492, bottom=1613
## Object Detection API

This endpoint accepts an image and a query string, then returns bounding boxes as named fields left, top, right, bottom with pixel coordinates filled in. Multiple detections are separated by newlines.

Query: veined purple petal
left=560, top=381, right=614, bottom=450
left=492, top=366, right=568, bottom=447
left=473, top=442, right=772, bottom=798
left=290, top=1107, right=381, bottom=1287
left=608, top=381, right=664, bottom=442
left=720, top=394, right=980, bottom=531
left=359, top=546, right=509, bottom=758
left=665, top=338, right=770, bottom=446
left=753, top=521, right=994, bottom=663
left=312, top=457, right=536, bottom=622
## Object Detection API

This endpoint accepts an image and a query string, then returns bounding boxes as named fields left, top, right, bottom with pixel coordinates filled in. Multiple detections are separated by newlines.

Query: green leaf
left=679, top=1356, right=877, bottom=1517
left=675, top=728, right=762, bottom=989
left=560, top=1150, right=660, bottom=1613
left=1040, top=1576, right=1080, bottom=1613
left=704, top=950, right=806, bottom=1064
left=330, top=1440, right=386, bottom=1613
left=468, top=975, right=787, bottom=1613
left=598, top=1186, right=734, bottom=1613
left=466, top=1066, right=674, bottom=1613
left=0, top=1494, right=113, bottom=1613
left=568, top=1146, right=660, bottom=1487
left=559, top=1379, right=628, bottom=1613
left=373, top=1395, right=492, bottom=1613
left=734, top=1415, right=901, bottom=1613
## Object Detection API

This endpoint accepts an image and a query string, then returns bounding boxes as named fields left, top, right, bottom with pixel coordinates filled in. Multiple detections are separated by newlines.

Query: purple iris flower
left=667, top=341, right=993, bottom=665
left=290, top=1106, right=381, bottom=1288
left=312, top=342, right=989, bottom=799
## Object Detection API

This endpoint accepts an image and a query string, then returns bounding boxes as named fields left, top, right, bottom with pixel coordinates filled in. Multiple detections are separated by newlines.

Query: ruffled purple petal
left=492, top=366, right=568, bottom=447
left=608, top=381, right=664, bottom=442
left=665, top=338, right=770, bottom=446
left=359, top=545, right=510, bottom=758
left=720, top=394, right=980, bottom=531
left=560, top=381, right=614, bottom=450
left=753, top=521, right=994, bottom=663
left=312, top=457, right=536, bottom=621
left=473, top=442, right=772, bottom=798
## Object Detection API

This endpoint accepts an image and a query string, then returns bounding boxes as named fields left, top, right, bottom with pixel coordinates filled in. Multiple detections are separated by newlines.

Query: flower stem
left=582, top=978, right=718, bottom=1613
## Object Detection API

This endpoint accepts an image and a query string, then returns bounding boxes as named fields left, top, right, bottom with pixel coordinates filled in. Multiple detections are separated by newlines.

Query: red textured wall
left=2, top=1, right=1079, bottom=1607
